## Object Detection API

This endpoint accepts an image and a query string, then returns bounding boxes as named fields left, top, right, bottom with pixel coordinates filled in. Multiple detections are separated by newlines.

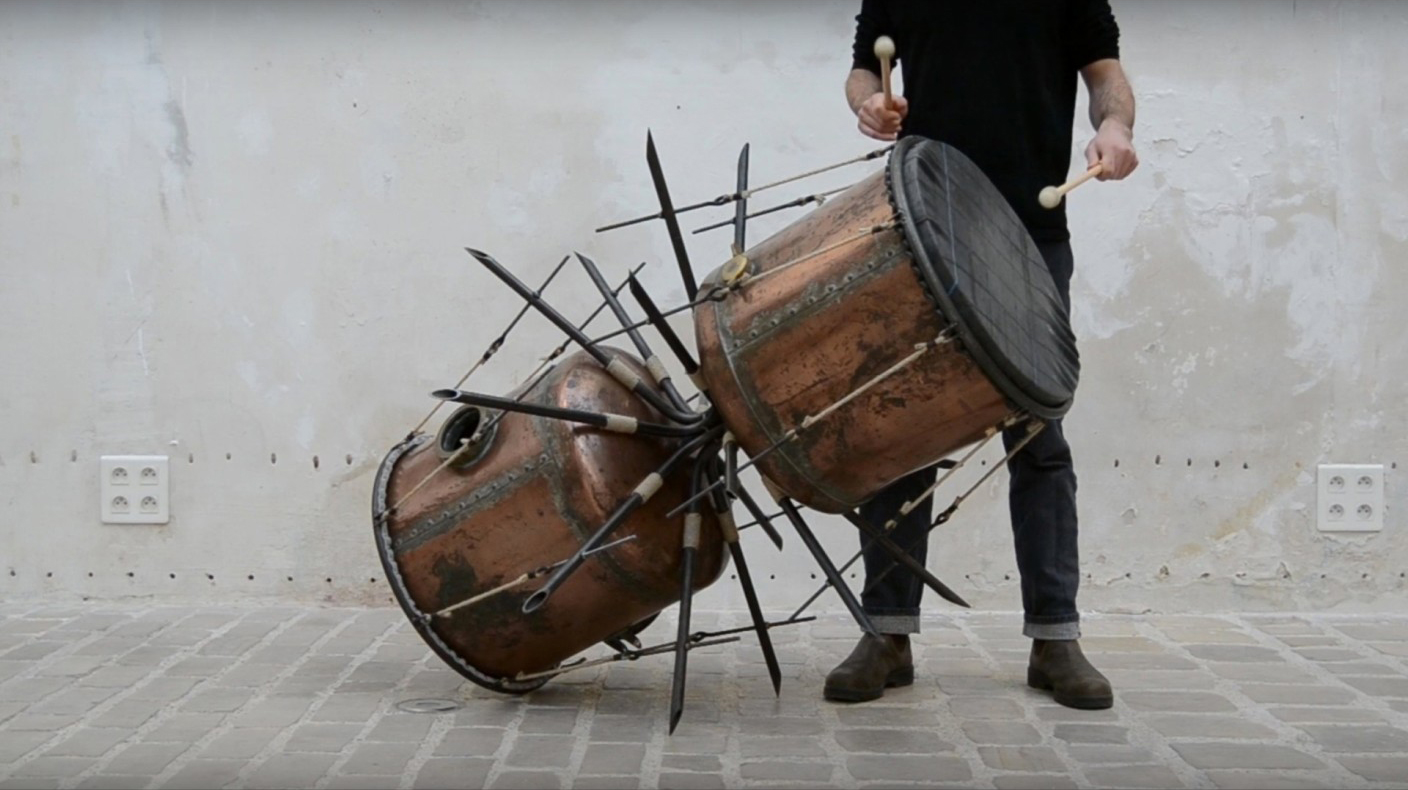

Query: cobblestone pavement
left=4, top=604, right=1408, bottom=789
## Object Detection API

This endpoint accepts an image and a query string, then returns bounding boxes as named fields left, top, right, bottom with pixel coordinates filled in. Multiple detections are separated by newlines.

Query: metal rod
left=522, top=426, right=725, bottom=614
left=431, top=389, right=702, bottom=438
left=408, top=254, right=571, bottom=438
left=595, top=144, right=892, bottom=233
left=628, top=274, right=700, bottom=375
left=839, top=510, right=970, bottom=608
left=466, top=248, right=699, bottom=426
left=776, top=497, right=878, bottom=636
left=431, top=535, right=637, bottom=618
left=645, top=131, right=698, bottom=301
left=692, top=184, right=853, bottom=235
left=706, top=458, right=781, bottom=696
left=577, top=253, right=691, bottom=414
left=732, top=486, right=784, bottom=551
left=787, top=428, right=1005, bottom=621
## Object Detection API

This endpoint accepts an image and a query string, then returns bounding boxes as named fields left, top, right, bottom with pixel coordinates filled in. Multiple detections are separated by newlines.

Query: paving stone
left=833, top=728, right=954, bottom=754
left=578, top=743, right=646, bottom=775
left=1205, top=771, right=1336, bottom=790
left=739, top=735, right=826, bottom=758
left=1066, top=744, right=1157, bottom=764
left=31, top=687, right=120, bottom=714
left=517, top=707, right=579, bottom=734
left=977, top=746, right=1067, bottom=773
left=12, top=755, right=98, bottom=778
left=1084, top=765, right=1188, bottom=788
left=738, top=715, right=825, bottom=736
left=1033, top=704, right=1121, bottom=723
left=1207, top=663, right=1317, bottom=684
left=433, top=727, right=505, bottom=758
left=1143, top=714, right=1278, bottom=739
left=571, top=777, right=639, bottom=790
left=1103, top=670, right=1217, bottom=691
left=992, top=775, right=1079, bottom=790
left=339, top=740, right=421, bottom=775
left=43, top=727, right=131, bottom=758
left=143, top=714, right=226, bottom=743
left=661, top=754, right=721, bottom=772
left=5, top=712, right=84, bottom=731
left=0, top=729, right=53, bottom=762
left=1367, top=641, right=1408, bottom=658
left=103, top=742, right=190, bottom=775
left=661, top=730, right=729, bottom=755
left=1339, top=675, right=1408, bottom=697
left=180, top=687, right=255, bottom=714
left=947, top=697, right=1025, bottom=720
left=325, top=774, right=403, bottom=789
left=408, top=757, right=493, bottom=790
left=228, top=696, right=313, bottom=728
left=1169, top=742, right=1324, bottom=770
left=1297, top=724, right=1408, bottom=753
left=1237, top=683, right=1358, bottom=705
left=75, top=775, right=156, bottom=789
left=845, top=754, right=972, bottom=782
left=90, top=698, right=166, bottom=729
left=1093, top=653, right=1199, bottom=671
left=1332, top=622, right=1408, bottom=641
left=1184, top=644, right=1281, bottom=662
left=961, top=721, right=1043, bottom=745
left=1122, top=690, right=1236, bottom=713
left=739, top=761, right=835, bottom=782
left=157, top=758, right=246, bottom=788
left=307, top=693, right=383, bottom=722
left=127, top=677, right=200, bottom=702
left=1268, top=705, right=1384, bottom=723
left=586, top=714, right=654, bottom=743
left=199, top=727, right=279, bottom=759
left=656, top=773, right=724, bottom=790
left=503, top=735, right=575, bottom=769
left=1335, top=755, right=1408, bottom=782
left=835, top=706, right=941, bottom=728
left=1292, top=647, right=1362, bottom=662
left=1052, top=723, right=1130, bottom=744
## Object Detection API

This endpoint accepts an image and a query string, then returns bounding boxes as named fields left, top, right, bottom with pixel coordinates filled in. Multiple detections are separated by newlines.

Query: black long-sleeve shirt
left=852, top=1, right=1120, bottom=242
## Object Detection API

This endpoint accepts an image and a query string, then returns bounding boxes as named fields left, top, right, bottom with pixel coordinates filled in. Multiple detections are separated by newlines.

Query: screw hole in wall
left=225, top=453, right=232, bottom=461
left=70, top=450, right=77, bottom=462
left=346, top=454, right=353, bottom=465
left=206, top=573, right=215, bottom=581
left=1215, top=460, right=1221, bottom=468
left=169, top=573, right=175, bottom=579
left=126, top=572, right=134, bottom=578
left=1154, top=455, right=1161, bottom=465
left=270, top=453, right=277, bottom=465
left=313, top=456, right=320, bottom=470
left=247, top=574, right=255, bottom=581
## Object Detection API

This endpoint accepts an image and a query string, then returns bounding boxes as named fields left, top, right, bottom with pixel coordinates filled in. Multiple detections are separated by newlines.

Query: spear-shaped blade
left=645, top=130, right=698, bottom=301
left=733, top=142, right=750, bottom=255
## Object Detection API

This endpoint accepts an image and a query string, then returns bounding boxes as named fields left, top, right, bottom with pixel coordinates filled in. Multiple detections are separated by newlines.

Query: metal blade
left=669, top=545, right=697, bottom=734
left=733, top=142, right=750, bottom=255
left=777, top=497, right=878, bottom=635
left=840, top=510, right=971, bottom=609
left=645, top=131, right=698, bottom=301
left=727, top=539, right=781, bottom=695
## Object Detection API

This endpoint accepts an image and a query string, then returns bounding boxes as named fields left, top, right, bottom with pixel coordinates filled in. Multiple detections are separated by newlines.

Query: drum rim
left=371, top=432, right=550, bottom=695
left=887, top=136, right=1077, bottom=421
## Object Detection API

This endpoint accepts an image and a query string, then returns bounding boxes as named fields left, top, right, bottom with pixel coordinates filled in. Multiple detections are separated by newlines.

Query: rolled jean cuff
left=866, top=613, right=921, bottom=635
left=1023, top=619, right=1081, bottom=640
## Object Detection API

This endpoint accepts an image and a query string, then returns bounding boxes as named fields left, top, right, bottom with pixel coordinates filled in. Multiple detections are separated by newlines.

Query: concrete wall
left=2, top=1, right=1405, bottom=618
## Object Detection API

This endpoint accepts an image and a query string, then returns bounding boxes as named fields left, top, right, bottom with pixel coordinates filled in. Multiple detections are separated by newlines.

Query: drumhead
left=888, top=136, right=1080, bottom=419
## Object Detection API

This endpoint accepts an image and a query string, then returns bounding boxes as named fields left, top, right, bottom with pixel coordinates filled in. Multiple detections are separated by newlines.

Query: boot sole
left=1027, top=666, right=1113, bottom=710
left=824, top=666, right=914, bottom=703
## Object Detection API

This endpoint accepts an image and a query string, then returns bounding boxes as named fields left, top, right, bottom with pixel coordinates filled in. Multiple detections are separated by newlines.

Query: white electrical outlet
left=1317, top=463, right=1384, bottom=533
left=101, top=455, right=170, bottom=524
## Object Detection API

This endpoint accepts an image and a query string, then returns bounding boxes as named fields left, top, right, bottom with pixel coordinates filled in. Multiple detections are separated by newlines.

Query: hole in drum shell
left=396, top=697, right=462, bottom=714
left=435, top=405, right=497, bottom=467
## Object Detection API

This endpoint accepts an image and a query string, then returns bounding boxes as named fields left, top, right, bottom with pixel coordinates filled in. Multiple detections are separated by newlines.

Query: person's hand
left=1085, top=119, right=1138, bottom=180
left=857, top=93, right=909, bottom=142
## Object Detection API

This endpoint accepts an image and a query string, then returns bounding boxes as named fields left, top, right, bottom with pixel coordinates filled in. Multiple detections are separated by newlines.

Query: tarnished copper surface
left=374, top=349, right=726, bottom=687
left=694, top=170, right=1012, bottom=513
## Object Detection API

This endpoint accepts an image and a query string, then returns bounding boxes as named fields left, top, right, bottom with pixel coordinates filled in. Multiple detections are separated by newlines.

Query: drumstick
left=874, top=36, right=896, bottom=109
left=1039, top=162, right=1104, bottom=209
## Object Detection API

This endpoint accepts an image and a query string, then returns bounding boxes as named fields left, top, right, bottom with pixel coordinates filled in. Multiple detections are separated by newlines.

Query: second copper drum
left=693, top=137, right=1080, bottom=513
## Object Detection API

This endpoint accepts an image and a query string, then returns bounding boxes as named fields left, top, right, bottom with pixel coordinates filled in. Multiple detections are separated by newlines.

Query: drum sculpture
left=371, top=132, right=1080, bottom=731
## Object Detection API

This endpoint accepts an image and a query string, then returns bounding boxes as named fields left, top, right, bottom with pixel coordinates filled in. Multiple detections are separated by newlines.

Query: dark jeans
left=859, top=241, right=1081, bottom=640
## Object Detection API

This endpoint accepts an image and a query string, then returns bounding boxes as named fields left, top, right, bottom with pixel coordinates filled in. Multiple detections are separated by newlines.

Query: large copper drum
left=373, top=348, right=726, bottom=692
left=694, top=137, right=1079, bottom=513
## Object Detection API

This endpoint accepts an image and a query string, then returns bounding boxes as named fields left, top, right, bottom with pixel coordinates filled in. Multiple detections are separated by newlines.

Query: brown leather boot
left=1027, top=639, right=1113, bottom=710
left=824, top=634, right=914, bottom=702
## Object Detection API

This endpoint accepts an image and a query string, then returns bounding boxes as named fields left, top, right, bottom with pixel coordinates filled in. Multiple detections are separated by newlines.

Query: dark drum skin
left=374, top=349, right=726, bottom=689
left=694, top=171, right=1011, bottom=514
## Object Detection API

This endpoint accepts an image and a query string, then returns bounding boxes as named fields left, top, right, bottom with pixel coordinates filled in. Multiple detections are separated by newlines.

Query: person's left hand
left=1085, top=119, right=1138, bottom=180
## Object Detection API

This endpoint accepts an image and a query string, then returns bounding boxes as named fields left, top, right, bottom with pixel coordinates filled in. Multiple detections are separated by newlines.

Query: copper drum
left=694, top=137, right=1080, bottom=513
left=373, top=348, right=726, bottom=692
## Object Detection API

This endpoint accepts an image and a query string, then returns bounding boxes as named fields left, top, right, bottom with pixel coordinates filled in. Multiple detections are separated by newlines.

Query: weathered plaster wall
left=2, top=1, right=1405, bottom=618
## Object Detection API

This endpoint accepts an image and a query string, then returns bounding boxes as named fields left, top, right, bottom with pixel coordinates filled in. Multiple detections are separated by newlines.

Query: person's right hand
left=857, top=93, right=908, bottom=141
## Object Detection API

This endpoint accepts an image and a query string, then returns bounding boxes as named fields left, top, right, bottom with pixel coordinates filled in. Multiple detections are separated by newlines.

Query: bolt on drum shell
left=374, top=348, right=726, bottom=690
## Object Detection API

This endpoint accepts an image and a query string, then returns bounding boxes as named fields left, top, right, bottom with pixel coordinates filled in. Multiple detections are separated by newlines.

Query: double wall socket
left=1317, top=463, right=1384, bottom=533
left=101, top=455, right=169, bottom=524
